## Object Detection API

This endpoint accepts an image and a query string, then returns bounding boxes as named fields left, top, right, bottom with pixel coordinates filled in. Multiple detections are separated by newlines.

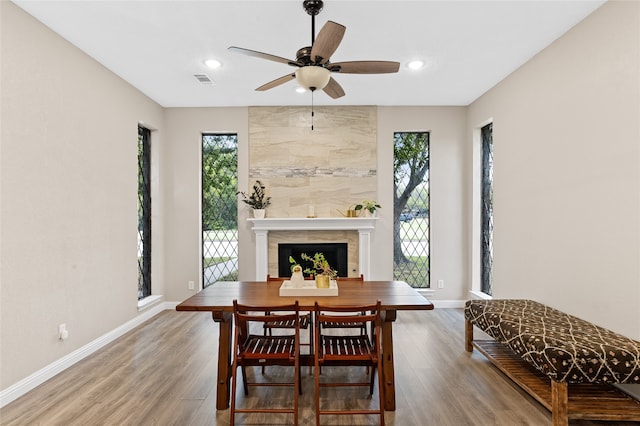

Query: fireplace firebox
left=278, top=243, right=348, bottom=278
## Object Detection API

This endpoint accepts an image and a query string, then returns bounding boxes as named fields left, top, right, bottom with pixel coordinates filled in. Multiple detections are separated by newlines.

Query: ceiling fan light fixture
left=204, top=59, right=222, bottom=69
left=295, top=66, right=330, bottom=91
left=407, top=60, right=425, bottom=70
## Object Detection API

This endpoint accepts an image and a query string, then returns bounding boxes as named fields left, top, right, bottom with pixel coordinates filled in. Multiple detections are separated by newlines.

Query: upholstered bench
left=465, top=299, right=640, bottom=426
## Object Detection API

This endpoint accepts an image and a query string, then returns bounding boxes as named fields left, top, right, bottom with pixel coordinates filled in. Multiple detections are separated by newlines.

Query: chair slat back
left=314, top=301, right=381, bottom=335
left=233, top=300, right=301, bottom=341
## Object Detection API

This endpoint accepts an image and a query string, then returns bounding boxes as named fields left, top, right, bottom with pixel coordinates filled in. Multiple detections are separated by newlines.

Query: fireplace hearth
left=278, top=243, right=348, bottom=278
left=248, top=217, right=377, bottom=280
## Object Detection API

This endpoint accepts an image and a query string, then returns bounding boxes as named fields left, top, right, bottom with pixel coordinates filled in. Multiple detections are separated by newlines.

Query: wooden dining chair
left=321, top=274, right=368, bottom=335
left=313, top=300, right=384, bottom=426
left=264, top=275, right=313, bottom=377
left=230, top=300, right=301, bottom=426
left=265, top=275, right=312, bottom=336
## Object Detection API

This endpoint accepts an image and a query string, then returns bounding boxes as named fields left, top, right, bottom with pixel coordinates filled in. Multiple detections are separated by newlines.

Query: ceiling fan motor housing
left=296, top=47, right=314, bottom=65
left=303, top=0, right=323, bottom=16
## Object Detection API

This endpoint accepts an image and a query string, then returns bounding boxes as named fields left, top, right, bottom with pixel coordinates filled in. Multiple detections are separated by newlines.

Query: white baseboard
left=416, top=289, right=466, bottom=308
left=468, top=290, right=492, bottom=300
left=0, top=301, right=174, bottom=408
left=432, top=300, right=466, bottom=309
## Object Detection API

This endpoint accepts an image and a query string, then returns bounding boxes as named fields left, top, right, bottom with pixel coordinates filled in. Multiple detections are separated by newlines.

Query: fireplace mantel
left=248, top=217, right=378, bottom=279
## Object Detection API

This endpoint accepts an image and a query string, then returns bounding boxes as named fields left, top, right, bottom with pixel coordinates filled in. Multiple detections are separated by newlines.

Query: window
left=137, top=126, right=151, bottom=299
left=481, top=123, right=493, bottom=295
left=202, top=134, right=239, bottom=288
left=393, top=132, right=430, bottom=288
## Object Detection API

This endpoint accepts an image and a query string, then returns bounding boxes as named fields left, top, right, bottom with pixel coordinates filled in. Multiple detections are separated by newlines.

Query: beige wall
left=162, top=107, right=249, bottom=301
left=1, top=2, right=164, bottom=389
left=377, top=107, right=469, bottom=298
left=468, top=0, right=640, bottom=338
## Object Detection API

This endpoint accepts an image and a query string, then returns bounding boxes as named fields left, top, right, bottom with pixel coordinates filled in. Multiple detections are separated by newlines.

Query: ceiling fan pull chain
left=311, top=90, right=315, bottom=130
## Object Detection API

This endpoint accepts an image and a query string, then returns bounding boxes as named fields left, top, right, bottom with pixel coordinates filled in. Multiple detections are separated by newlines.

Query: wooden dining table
left=176, top=279, right=434, bottom=411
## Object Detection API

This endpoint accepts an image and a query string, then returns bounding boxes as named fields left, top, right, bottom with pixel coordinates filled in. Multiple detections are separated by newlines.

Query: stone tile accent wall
left=248, top=105, right=377, bottom=218
left=248, top=106, right=377, bottom=277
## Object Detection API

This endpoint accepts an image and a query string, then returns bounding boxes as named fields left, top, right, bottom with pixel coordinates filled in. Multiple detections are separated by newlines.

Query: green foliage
left=354, top=200, right=381, bottom=213
left=288, top=256, right=302, bottom=273
left=202, top=135, right=238, bottom=231
left=393, top=256, right=430, bottom=288
left=393, top=132, right=430, bottom=188
left=293, top=252, right=338, bottom=279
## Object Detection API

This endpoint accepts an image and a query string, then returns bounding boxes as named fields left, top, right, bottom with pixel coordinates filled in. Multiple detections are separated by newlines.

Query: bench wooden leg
left=551, top=380, right=568, bottom=426
left=465, top=319, right=473, bottom=352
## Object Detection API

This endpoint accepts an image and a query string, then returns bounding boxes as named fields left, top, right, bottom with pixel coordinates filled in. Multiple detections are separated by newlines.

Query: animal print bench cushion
left=465, top=299, right=640, bottom=384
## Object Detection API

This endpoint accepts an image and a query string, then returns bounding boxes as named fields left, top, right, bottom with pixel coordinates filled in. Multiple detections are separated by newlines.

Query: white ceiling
left=13, top=0, right=606, bottom=108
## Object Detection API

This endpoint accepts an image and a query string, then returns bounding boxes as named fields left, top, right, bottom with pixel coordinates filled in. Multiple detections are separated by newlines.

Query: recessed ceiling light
left=407, top=60, right=425, bottom=70
left=204, top=59, right=222, bottom=69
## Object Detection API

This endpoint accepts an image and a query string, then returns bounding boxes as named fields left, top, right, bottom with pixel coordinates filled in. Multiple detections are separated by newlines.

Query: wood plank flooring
left=1, top=308, right=638, bottom=425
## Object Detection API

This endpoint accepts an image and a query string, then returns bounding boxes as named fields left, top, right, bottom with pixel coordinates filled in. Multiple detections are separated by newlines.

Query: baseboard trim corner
left=0, top=301, right=175, bottom=408
left=432, top=299, right=466, bottom=309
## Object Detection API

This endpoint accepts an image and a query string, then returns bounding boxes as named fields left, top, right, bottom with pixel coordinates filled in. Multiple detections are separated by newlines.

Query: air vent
left=194, top=74, right=214, bottom=85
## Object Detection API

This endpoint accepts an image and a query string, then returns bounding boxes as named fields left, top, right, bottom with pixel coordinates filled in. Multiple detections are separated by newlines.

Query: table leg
left=212, top=311, right=233, bottom=410
left=551, top=380, right=569, bottom=426
left=465, top=319, right=474, bottom=352
left=381, top=309, right=397, bottom=411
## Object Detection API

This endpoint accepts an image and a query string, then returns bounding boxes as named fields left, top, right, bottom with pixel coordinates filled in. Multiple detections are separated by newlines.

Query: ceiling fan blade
left=310, top=21, right=346, bottom=64
left=228, top=46, right=301, bottom=67
left=255, top=73, right=296, bottom=91
left=328, top=61, right=400, bottom=74
left=323, top=77, right=345, bottom=99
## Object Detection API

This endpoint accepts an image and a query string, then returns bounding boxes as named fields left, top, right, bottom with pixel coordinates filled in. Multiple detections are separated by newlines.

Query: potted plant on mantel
left=237, top=180, right=271, bottom=218
left=354, top=200, right=381, bottom=217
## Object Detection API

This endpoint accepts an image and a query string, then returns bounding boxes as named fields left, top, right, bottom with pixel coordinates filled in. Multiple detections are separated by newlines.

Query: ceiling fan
left=228, top=0, right=400, bottom=99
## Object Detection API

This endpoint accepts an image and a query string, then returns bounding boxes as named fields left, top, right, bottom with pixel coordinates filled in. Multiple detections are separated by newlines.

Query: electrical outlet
left=58, top=323, right=69, bottom=341
left=437, top=279, right=444, bottom=289
left=188, top=280, right=195, bottom=290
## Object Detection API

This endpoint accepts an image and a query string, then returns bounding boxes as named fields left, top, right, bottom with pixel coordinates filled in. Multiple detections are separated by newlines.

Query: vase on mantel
left=253, top=209, right=265, bottom=219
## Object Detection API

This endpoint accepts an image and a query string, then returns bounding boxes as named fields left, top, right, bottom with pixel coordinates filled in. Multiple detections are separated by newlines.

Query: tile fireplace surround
left=248, top=217, right=378, bottom=280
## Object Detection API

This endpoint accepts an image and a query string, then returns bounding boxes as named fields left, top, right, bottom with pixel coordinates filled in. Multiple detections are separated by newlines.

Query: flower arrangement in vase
left=301, top=252, right=337, bottom=288
left=237, top=180, right=271, bottom=218
left=290, top=252, right=337, bottom=288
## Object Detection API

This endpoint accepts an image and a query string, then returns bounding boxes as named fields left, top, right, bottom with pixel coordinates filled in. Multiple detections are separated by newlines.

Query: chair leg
left=294, top=357, right=300, bottom=426
left=308, top=318, right=314, bottom=376
left=369, top=365, right=376, bottom=395
left=314, top=358, right=321, bottom=426
left=241, top=366, right=248, bottom=396
left=377, top=359, right=385, bottom=426
left=230, top=361, right=238, bottom=426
